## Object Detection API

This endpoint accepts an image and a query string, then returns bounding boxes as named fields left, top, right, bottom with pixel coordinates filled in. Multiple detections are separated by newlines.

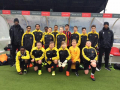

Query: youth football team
left=10, top=18, right=114, bottom=81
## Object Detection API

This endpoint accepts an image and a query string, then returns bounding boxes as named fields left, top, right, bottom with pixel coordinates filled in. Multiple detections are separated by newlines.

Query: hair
left=59, top=27, right=64, bottom=30
left=86, top=40, right=91, bottom=43
left=72, top=39, right=77, bottom=43
left=26, top=26, right=31, bottom=28
left=36, top=41, right=42, bottom=45
left=20, top=46, right=25, bottom=49
left=49, top=27, right=52, bottom=29
left=35, top=24, right=40, bottom=27
left=65, top=24, right=69, bottom=27
left=49, top=41, right=54, bottom=45
left=82, top=27, right=86, bottom=30
left=74, top=26, right=78, bottom=29
left=91, top=25, right=96, bottom=28
left=44, top=26, right=48, bottom=29
left=54, top=25, right=58, bottom=27
left=61, top=41, right=67, bottom=45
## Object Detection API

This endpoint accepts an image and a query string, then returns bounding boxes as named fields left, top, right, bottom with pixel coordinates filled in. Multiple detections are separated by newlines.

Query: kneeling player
left=30, top=41, right=45, bottom=75
left=16, top=46, right=30, bottom=75
left=82, top=40, right=98, bottom=81
left=58, top=41, right=72, bottom=76
left=45, top=41, right=59, bottom=76
left=69, top=39, right=80, bottom=76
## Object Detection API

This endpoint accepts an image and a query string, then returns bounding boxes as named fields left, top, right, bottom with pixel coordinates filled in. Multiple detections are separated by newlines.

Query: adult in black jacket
left=96, top=22, right=114, bottom=71
left=9, top=18, right=24, bottom=66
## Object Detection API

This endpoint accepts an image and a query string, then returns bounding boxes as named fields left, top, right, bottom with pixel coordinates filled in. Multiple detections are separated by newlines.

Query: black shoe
left=105, top=67, right=111, bottom=71
left=75, top=72, right=79, bottom=76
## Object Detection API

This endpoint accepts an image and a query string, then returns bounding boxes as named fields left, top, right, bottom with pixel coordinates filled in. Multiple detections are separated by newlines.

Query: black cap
left=104, top=22, right=109, bottom=26
left=14, top=18, right=19, bottom=23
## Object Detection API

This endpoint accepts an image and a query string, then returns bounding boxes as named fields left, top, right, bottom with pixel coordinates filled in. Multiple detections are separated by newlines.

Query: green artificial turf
left=0, top=65, right=120, bottom=90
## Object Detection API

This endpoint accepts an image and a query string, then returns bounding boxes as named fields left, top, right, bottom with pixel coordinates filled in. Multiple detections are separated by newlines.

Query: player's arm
left=77, top=33, right=81, bottom=46
left=66, top=49, right=71, bottom=60
left=32, top=33, right=36, bottom=48
left=94, top=33, right=99, bottom=48
left=82, top=47, right=91, bottom=61
left=52, top=49, right=59, bottom=60
left=55, top=34, right=58, bottom=47
left=40, top=32, right=43, bottom=42
left=16, top=52, right=21, bottom=72
left=36, top=48, right=45, bottom=61
left=21, top=33, right=25, bottom=46
left=93, top=48, right=98, bottom=61
left=30, top=48, right=35, bottom=59
left=21, top=50, right=30, bottom=60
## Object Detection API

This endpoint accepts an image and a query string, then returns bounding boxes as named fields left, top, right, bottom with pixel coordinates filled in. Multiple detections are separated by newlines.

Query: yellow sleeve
left=43, top=34, right=45, bottom=45
left=21, top=33, right=25, bottom=46
left=45, top=50, right=47, bottom=62
left=32, top=34, right=36, bottom=48
left=30, top=48, right=35, bottom=59
left=82, top=48, right=91, bottom=61
left=65, top=34, right=67, bottom=44
left=74, top=47, right=80, bottom=60
left=39, top=48, right=45, bottom=61
left=21, top=50, right=30, bottom=60
left=16, top=52, right=21, bottom=72
left=93, top=48, right=98, bottom=61
left=52, top=34, right=55, bottom=42
left=52, top=49, right=59, bottom=60
left=66, top=49, right=71, bottom=60
left=55, top=34, right=58, bottom=48
left=40, top=32, right=44, bottom=42
left=77, top=33, right=81, bottom=46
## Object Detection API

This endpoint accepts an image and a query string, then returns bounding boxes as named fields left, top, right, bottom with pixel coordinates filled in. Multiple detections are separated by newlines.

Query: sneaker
left=105, top=67, right=111, bottom=71
left=79, top=65, right=84, bottom=69
left=11, top=63, right=15, bottom=67
left=24, top=69, right=27, bottom=74
left=75, top=72, right=79, bottom=76
left=38, top=70, right=42, bottom=75
left=91, top=75, right=95, bottom=81
left=52, top=71, right=55, bottom=76
left=96, top=67, right=101, bottom=71
left=66, top=71, right=70, bottom=76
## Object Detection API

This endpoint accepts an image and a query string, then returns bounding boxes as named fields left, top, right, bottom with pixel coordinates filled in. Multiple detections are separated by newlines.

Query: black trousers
left=11, top=44, right=21, bottom=64
left=20, top=60, right=28, bottom=71
left=97, top=47, right=111, bottom=68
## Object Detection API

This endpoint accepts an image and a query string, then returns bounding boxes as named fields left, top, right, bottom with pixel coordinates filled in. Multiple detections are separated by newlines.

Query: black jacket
left=80, top=33, right=88, bottom=49
left=9, top=25, right=24, bottom=45
left=98, top=27, right=114, bottom=48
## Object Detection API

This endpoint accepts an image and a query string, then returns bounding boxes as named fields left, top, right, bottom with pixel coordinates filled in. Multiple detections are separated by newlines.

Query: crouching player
left=69, top=39, right=80, bottom=76
left=30, top=41, right=45, bottom=75
left=58, top=41, right=72, bottom=76
left=16, top=46, right=30, bottom=75
left=82, top=40, right=98, bottom=81
left=45, top=41, right=59, bottom=76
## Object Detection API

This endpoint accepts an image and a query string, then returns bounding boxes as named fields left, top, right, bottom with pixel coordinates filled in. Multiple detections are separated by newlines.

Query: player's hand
left=18, top=56, right=21, bottom=60
left=19, top=72, right=23, bottom=75
left=90, top=60, right=96, bottom=62
left=31, top=59, right=34, bottom=62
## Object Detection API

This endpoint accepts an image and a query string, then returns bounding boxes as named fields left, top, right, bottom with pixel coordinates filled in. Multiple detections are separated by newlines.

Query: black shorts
left=47, top=62, right=54, bottom=68
left=20, top=61, right=25, bottom=69
left=83, top=60, right=91, bottom=70
left=33, top=59, right=44, bottom=67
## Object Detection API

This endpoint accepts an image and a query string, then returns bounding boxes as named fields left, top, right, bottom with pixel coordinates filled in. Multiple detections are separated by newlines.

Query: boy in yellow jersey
left=30, top=42, right=45, bottom=75
left=16, top=46, right=30, bottom=75
left=32, top=24, right=43, bottom=46
left=56, top=27, right=67, bottom=49
left=82, top=40, right=98, bottom=81
left=52, top=25, right=59, bottom=40
left=88, top=25, right=99, bottom=48
left=58, top=41, right=72, bottom=76
left=45, top=41, right=59, bottom=76
left=43, top=27, right=55, bottom=49
left=71, top=26, right=81, bottom=47
left=69, top=39, right=80, bottom=76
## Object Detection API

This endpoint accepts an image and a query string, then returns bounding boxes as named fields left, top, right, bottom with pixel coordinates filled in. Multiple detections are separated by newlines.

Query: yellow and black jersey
left=43, top=32, right=47, bottom=35
left=55, top=33, right=67, bottom=49
left=43, top=32, right=55, bottom=49
left=80, top=33, right=88, bottom=49
left=45, top=47, right=59, bottom=65
left=16, top=50, right=30, bottom=72
left=82, top=46, right=98, bottom=61
left=88, top=31, right=99, bottom=48
left=71, top=31, right=81, bottom=47
left=59, top=47, right=71, bottom=62
left=52, top=30, right=59, bottom=40
left=21, top=31, right=35, bottom=51
left=32, top=29, right=43, bottom=42
left=30, top=47, right=45, bottom=61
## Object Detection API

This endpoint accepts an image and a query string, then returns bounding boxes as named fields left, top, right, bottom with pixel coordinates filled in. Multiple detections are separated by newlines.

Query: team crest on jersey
left=92, top=51, right=94, bottom=53
left=76, top=36, right=78, bottom=38
left=30, top=37, right=32, bottom=39
left=63, top=38, right=65, bottom=40
left=108, top=32, right=110, bottom=34
left=53, top=53, right=55, bottom=55
left=50, top=37, right=52, bottom=39
left=95, top=36, right=97, bottom=38
left=39, top=34, right=41, bottom=35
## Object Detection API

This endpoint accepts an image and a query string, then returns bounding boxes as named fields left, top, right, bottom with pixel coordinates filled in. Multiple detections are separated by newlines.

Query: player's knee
left=54, top=60, right=58, bottom=64
left=34, top=67, right=38, bottom=71
left=48, top=68, right=51, bottom=72
left=84, top=70, right=89, bottom=75
left=38, top=60, right=42, bottom=64
left=91, top=62, right=96, bottom=67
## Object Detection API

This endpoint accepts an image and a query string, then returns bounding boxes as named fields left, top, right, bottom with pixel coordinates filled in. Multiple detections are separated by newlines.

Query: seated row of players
left=16, top=40, right=97, bottom=81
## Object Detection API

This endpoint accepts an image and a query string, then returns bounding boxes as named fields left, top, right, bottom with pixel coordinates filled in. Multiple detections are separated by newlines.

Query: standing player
left=16, top=46, right=30, bottom=75
left=69, top=39, right=80, bottom=76
left=63, top=24, right=71, bottom=48
left=32, top=24, right=43, bottom=45
left=82, top=40, right=98, bottom=81
left=45, top=41, right=59, bottom=76
left=43, top=27, right=55, bottom=49
left=44, top=26, right=48, bottom=35
left=71, top=26, right=81, bottom=47
left=88, top=25, right=99, bottom=48
left=30, top=42, right=45, bottom=75
left=52, top=25, right=59, bottom=40
left=58, top=41, right=72, bottom=76
left=56, top=27, right=67, bottom=49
